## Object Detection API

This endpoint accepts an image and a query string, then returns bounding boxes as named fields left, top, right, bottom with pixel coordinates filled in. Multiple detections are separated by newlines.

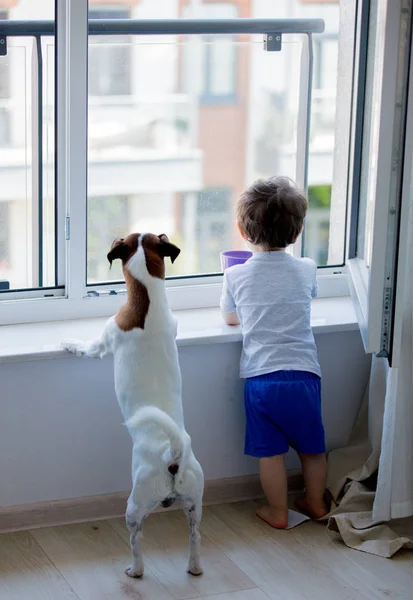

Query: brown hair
left=237, top=176, right=308, bottom=249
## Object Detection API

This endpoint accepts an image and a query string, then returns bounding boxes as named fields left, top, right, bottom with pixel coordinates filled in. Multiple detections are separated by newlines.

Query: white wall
left=0, top=330, right=370, bottom=508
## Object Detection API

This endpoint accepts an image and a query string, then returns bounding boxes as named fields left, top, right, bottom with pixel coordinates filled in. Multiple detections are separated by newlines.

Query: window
left=86, top=19, right=315, bottom=285
left=344, top=0, right=411, bottom=365
left=1, top=0, right=361, bottom=326
left=0, top=1, right=56, bottom=296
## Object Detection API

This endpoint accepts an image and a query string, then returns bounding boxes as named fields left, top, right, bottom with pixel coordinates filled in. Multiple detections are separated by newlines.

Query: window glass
left=82, top=0, right=343, bottom=286
left=0, top=0, right=56, bottom=291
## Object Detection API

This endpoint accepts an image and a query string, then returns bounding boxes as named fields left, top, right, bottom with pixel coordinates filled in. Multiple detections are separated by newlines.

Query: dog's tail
left=126, top=406, right=189, bottom=476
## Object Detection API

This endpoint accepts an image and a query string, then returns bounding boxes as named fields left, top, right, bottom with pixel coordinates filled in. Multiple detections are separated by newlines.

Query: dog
left=62, top=233, right=204, bottom=578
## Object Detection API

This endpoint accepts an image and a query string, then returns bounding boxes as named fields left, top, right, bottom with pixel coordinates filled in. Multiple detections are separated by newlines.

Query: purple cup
left=221, top=250, right=253, bottom=271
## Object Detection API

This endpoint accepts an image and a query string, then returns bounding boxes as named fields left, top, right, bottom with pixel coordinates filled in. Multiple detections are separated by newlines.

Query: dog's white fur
left=62, top=237, right=204, bottom=578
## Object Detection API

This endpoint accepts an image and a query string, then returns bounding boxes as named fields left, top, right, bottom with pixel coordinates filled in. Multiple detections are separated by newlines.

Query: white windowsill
left=0, top=297, right=358, bottom=365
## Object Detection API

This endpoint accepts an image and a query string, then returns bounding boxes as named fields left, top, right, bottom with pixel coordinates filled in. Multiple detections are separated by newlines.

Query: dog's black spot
left=168, top=463, right=179, bottom=476
left=160, top=496, right=176, bottom=508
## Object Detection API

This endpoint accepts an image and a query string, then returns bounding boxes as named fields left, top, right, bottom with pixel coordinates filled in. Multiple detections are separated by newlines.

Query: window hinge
left=65, top=216, right=71, bottom=240
left=377, top=286, right=392, bottom=359
left=263, top=33, right=282, bottom=52
left=0, top=36, right=7, bottom=56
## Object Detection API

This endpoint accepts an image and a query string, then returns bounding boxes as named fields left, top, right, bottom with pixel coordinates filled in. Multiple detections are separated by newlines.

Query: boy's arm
left=222, top=311, right=240, bottom=326
left=220, top=272, right=240, bottom=326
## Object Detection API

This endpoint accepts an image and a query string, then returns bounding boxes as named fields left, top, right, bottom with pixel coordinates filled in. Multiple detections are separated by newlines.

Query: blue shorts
left=244, top=370, right=325, bottom=457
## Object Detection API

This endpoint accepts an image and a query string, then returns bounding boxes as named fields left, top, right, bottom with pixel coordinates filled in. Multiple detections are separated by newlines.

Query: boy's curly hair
left=237, top=176, right=308, bottom=249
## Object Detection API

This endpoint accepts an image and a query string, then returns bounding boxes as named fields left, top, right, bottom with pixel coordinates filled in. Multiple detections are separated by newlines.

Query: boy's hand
left=221, top=311, right=240, bottom=326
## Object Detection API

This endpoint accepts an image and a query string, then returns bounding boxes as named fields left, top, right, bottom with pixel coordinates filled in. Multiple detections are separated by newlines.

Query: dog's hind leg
left=184, top=497, right=203, bottom=576
left=124, top=502, right=146, bottom=578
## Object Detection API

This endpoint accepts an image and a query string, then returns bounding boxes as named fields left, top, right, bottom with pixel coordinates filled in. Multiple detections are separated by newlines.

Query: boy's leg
left=256, top=454, right=288, bottom=529
left=296, top=453, right=328, bottom=519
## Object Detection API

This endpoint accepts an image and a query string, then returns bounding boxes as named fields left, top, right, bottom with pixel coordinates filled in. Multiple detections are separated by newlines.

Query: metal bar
left=54, top=0, right=59, bottom=287
left=0, top=18, right=325, bottom=37
left=36, top=36, right=43, bottom=287
left=299, top=33, right=314, bottom=257
left=294, top=34, right=313, bottom=258
left=304, top=34, right=313, bottom=192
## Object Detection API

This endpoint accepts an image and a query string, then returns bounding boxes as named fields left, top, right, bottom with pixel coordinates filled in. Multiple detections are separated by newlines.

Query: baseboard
left=0, top=471, right=303, bottom=534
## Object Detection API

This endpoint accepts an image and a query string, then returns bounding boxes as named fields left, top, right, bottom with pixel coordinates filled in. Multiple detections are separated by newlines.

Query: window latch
left=0, top=36, right=6, bottom=56
left=87, top=288, right=126, bottom=298
left=263, top=33, right=282, bottom=52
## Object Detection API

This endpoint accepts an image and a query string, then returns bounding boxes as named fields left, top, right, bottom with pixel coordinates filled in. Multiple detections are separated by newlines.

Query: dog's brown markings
left=106, top=232, right=180, bottom=331
left=141, top=234, right=166, bottom=279
left=107, top=234, right=149, bottom=332
left=115, top=270, right=150, bottom=332
left=141, top=233, right=180, bottom=280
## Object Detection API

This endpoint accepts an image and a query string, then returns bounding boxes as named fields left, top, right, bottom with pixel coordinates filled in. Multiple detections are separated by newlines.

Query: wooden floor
left=1, top=500, right=413, bottom=600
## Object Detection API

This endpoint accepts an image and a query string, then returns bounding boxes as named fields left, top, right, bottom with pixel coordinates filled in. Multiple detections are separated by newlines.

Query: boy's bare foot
left=256, top=505, right=288, bottom=529
left=295, top=497, right=328, bottom=520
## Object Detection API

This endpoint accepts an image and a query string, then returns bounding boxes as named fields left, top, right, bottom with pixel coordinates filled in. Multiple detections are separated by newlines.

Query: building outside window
left=88, top=7, right=132, bottom=97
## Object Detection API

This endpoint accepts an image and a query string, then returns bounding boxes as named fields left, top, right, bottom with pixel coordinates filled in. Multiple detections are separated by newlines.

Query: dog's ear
left=158, top=234, right=181, bottom=264
left=107, top=238, right=128, bottom=267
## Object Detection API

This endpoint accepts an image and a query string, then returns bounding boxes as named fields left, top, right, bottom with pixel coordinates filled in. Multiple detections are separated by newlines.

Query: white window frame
left=0, top=2, right=347, bottom=326
left=346, top=0, right=412, bottom=365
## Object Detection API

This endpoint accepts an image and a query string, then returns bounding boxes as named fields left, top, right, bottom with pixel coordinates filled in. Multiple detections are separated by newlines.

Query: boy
left=220, top=176, right=328, bottom=529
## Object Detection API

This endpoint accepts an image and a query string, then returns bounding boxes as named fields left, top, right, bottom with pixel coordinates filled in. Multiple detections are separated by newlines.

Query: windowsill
left=0, top=296, right=358, bottom=364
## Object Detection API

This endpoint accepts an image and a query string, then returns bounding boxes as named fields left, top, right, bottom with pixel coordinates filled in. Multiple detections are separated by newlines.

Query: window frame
left=346, top=0, right=412, bottom=364
left=0, top=7, right=347, bottom=326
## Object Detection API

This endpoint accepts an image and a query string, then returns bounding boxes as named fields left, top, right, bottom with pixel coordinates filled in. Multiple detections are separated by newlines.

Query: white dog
left=62, top=233, right=204, bottom=578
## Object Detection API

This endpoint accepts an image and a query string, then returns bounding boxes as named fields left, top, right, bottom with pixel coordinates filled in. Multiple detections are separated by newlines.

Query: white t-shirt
left=220, top=251, right=321, bottom=379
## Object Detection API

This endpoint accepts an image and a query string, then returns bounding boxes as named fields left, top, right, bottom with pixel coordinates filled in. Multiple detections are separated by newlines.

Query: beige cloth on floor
left=324, top=357, right=413, bottom=558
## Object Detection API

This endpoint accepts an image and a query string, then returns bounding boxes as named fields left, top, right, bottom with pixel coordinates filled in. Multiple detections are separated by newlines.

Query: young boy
left=220, top=176, right=328, bottom=529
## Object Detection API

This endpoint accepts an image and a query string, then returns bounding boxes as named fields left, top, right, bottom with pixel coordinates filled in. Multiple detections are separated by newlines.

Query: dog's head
left=107, top=233, right=180, bottom=281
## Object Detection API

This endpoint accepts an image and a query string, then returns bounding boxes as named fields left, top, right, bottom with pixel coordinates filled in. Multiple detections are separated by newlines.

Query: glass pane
left=44, top=40, right=56, bottom=287
left=304, top=35, right=339, bottom=266
left=357, top=0, right=382, bottom=270
left=87, top=35, right=304, bottom=283
left=0, top=3, right=56, bottom=293
left=86, top=0, right=343, bottom=281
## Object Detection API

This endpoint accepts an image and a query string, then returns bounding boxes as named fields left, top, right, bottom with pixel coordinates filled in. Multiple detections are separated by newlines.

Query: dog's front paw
left=124, top=565, right=144, bottom=579
left=61, top=340, right=86, bottom=357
